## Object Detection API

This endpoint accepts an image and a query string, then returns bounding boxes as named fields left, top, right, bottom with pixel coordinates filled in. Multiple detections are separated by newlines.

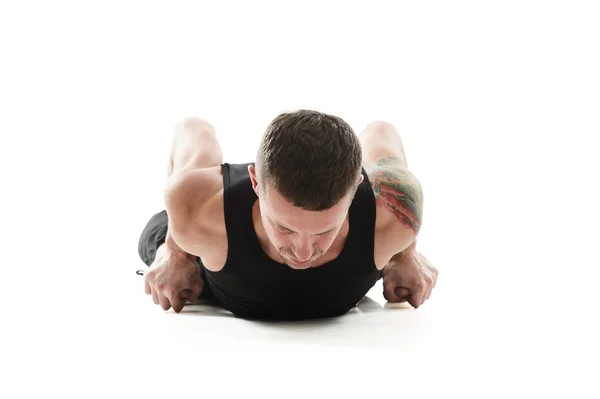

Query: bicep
left=368, top=158, right=424, bottom=254
left=163, top=169, right=219, bottom=256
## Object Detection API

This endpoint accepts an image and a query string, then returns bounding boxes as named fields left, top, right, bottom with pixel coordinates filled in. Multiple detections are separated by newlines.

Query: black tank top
left=202, top=162, right=383, bottom=320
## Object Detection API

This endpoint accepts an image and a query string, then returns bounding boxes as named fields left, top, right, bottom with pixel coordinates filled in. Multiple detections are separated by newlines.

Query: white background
left=1, top=1, right=599, bottom=398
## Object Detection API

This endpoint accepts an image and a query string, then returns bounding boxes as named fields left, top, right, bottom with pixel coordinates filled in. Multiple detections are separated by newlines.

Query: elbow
left=179, top=117, right=215, bottom=132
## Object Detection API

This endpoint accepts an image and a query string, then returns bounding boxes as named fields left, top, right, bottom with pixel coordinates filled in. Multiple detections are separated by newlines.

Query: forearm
left=168, top=117, right=223, bottom=176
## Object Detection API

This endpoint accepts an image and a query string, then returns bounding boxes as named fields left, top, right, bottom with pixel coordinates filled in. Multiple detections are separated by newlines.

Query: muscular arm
left=163, top=117, right=224, bottom=256
left=371, top=160, right=437, bottom=307
left=163, top=170, right=221, bottom=258
left=366, top=157, right=424, bottom=262
left=370, top=157, right=423, bottom=236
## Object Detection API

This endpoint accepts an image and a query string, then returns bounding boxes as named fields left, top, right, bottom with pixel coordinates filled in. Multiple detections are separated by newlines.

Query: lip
left=291, top=257, right=311, bottom=266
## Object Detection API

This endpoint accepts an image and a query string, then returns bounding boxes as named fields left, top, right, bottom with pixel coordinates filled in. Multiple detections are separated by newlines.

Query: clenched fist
left=144, top=244, right=204, bottom=313
left=383, top=250, right=438, bottom=308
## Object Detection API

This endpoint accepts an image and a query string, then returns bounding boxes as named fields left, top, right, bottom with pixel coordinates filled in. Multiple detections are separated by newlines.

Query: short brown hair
left=255, top=109, right=362, bottom=211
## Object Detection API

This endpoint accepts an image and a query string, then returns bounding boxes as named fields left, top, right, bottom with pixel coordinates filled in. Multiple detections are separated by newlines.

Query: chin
left=283, top=255, right=317, bottom=270
left=287, top=261, right=314, bottom=270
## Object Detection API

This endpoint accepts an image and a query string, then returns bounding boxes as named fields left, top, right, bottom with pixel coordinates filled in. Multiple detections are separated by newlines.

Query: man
left=137, top=110, right=438, bottom=320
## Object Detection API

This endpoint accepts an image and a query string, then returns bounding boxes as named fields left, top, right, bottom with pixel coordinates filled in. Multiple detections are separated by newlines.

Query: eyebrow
left=274, top=220, right=336, bottom=235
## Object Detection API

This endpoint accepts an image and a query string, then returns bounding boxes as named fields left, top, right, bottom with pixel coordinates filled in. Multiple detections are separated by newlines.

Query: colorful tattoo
left=368, top=157, right=423, bottom=234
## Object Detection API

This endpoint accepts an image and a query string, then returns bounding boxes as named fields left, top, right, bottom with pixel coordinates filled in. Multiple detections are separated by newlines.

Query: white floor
left=2, top=1, right=599, bottom=398
left=4, top=221, right=598, bottom=397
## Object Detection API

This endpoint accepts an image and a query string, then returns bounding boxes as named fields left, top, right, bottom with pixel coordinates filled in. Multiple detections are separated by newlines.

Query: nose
left=293, top=238, right=313, bottom=261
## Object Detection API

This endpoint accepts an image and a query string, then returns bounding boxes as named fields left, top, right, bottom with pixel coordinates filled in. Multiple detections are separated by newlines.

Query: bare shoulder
left=363, top=157, right=424, bottom=266
left=164, top=165, right=227, bottom=268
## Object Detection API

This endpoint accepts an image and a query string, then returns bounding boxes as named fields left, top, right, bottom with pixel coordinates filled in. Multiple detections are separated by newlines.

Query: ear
left=358, top=173, right=364, bottom=185
left=248, top=164, right=260, bottom=196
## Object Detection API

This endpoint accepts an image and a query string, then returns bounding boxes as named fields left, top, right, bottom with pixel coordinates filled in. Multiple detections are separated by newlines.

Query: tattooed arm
left=366, top=157, right=438, bottom=307
left=365, top=157, right=424, bottom=266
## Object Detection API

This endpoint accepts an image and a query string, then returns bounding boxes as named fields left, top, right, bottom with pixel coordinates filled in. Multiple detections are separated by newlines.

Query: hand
left=383, top=250, right=438, bottom=308
left=144, top=244, right=204, bottom=313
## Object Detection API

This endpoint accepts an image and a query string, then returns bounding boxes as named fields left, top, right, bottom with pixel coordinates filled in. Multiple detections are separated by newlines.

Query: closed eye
left=274, top=220, right=334, bottom=236
left=277, top=226, right=294, bottom=234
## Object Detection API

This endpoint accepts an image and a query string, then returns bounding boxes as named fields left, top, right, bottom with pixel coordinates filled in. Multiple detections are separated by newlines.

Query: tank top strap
left=220, top=162, right=258, bottom=266
left=338, top=167, right=378, bottom=271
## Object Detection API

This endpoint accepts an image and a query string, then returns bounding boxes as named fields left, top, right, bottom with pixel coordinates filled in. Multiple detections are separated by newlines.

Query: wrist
left=163, top=232, right=194, bottom=261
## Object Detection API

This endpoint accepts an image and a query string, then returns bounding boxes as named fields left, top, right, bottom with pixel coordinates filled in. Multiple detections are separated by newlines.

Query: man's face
left=259, top=187, right=351, bottom=269
left=248, top=165, right=356, bottom=270
left=259, top=185, right=352, bottom=269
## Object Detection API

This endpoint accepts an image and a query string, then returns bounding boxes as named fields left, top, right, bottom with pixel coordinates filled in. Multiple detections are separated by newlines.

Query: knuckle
left=383, top=288, right=393, bottom=301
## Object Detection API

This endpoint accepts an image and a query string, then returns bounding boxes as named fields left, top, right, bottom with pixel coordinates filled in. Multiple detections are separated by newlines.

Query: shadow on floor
left=176, top=295, right=413, bottom=322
